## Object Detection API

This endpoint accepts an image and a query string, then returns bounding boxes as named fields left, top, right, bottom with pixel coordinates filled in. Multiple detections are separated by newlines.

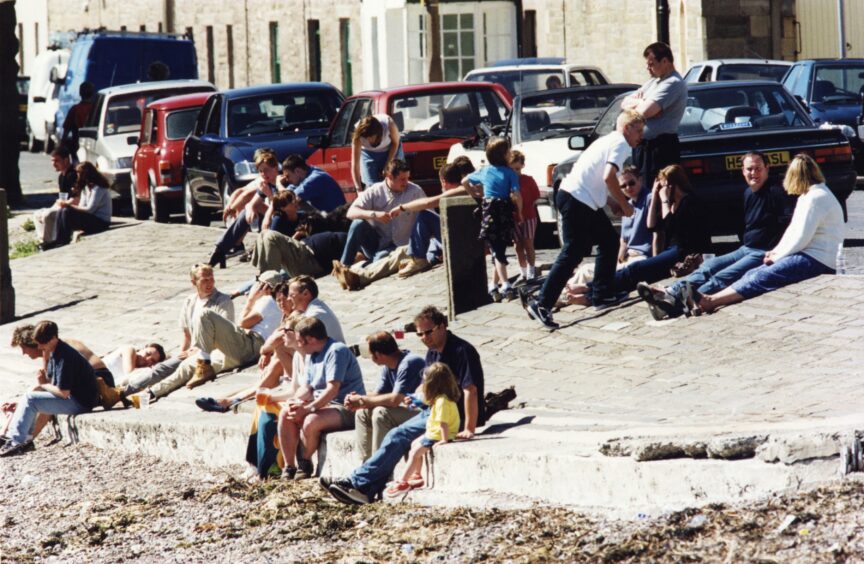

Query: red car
left=306, top=82, right=512, bottom=199
left=131, top=92, right=213, bottom=222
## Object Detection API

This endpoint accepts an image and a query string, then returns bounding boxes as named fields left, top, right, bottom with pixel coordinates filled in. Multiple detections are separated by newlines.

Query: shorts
left=513, top=218, right=537, bottom=242
left=325, top=402, right=356, bottom=430
left=420, top=436, right=439, bottom=448
left=94, top=367, right=115, bottom=388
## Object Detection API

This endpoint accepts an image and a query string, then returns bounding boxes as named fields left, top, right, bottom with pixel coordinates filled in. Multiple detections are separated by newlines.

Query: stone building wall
left=45, top=0, right=363, bottom=94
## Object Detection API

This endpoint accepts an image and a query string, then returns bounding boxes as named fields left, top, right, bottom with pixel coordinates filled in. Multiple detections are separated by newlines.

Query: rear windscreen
left=88, top=38, right=198, bottom=88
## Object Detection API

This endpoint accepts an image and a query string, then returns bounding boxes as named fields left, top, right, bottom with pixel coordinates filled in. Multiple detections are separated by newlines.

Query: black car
left=182, top=82, right=343, bottom=225
left=16, top=76, right=29, bottom=144
left=552, top=81, right=856, bottom=238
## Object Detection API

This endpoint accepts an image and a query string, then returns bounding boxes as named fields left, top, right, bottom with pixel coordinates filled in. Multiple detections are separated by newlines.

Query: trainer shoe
left=186, top=359, right=216, bottom=389
left=526, top=299, right=559, bottom=329
left=0, top=440, right=33, bottom=457
left=281, top=465, right=297, bottom=480
left=591, top=292, right=629, bottom=311
left=294, top=458, right=314, bottom=480
left=327, top=479, right=370, bottom=505
left=489, top=288, right=502, bottom=303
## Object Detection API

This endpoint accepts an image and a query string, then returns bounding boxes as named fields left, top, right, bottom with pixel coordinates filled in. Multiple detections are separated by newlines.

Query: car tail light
left=159, top=160, right=172, bottom=183
left=546, top=164, right=556, bottom=187
left=681, top=158, right=705, bottom=176
left=811, top=145, right=852, bottom=165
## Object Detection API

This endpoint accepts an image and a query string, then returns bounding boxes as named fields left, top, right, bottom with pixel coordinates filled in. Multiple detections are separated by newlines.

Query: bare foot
left=566, top=294, right=591, bottom=307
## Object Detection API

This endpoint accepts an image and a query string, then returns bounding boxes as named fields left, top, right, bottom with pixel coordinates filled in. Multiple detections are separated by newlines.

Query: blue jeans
left=360, top=144, right=405, bottom=186
left=55, top=208, right=109, bottom=245
left=350, top=410, right=428, bottom=497
left=731, top=252, right=834, bottom=300
left=215, top=210, right=256, bottom=257
left=612, top=245, right=682, bottom=293
left=339, top=219, right=395, bottom=266
left=538, top=191, right=618, bottom=309
left=9, top=391, right=88, bottom=445
left=408, top=210, right=442, bottom=263
left=667, top=245, right=765, bottom=301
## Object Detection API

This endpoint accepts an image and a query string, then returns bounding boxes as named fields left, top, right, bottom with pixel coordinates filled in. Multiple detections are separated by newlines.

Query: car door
left=133, top=108, right=157, bottom=200
left=186, top=95, right=223, bottom=201
left=184, top=95, right=218, bottom=195
left=317, top=97, right=372, bottom=193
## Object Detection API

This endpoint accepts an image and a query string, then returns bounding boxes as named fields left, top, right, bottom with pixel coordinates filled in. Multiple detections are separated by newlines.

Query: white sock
left=520, top=267, right=528, bottom=278
left=488, top=282, right=497, bottom=293
left=501, top=282, right=512, bottom=292
left=527, top=266, right=536, bottom=278
left=198, top=351, right=211, bottom=362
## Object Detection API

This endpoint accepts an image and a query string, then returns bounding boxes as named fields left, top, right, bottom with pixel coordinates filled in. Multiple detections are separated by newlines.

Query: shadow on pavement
left=15, top=294, right=98, bottom=321
left=478, top=415, right=536, bottom=436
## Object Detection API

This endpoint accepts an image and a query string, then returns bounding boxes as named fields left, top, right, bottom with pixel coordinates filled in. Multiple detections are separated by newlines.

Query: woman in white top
left=351, top=114, right=403, bottom=190
left=102, top=344, right=166, bottom=384
left=700, top=153, right=844, bottom=312
left=54, top=161, right=113, bottom=246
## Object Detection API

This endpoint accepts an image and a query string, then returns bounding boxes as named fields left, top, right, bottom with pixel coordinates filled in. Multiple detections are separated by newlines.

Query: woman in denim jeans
left=700, top=154, right=844, bottom=312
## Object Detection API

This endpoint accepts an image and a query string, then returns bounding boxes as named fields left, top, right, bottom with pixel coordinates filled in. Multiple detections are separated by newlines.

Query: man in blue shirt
left=343, top=331, right=425, bottom=460
left=277, top=316, right=365, bottom=480
left=281, top=154, right=346, bottom=213
left=1, top=321, right=99, bottom=457
left=321, top=305, right=485, bottom=504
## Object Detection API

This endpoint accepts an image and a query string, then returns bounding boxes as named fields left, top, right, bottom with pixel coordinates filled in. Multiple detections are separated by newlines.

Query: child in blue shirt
left=464, top=138, right=523, bottom=301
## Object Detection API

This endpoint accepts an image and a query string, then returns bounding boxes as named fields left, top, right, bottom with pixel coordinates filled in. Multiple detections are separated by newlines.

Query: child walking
left=386, top=362, right=461, bottom=496
left=464, top=137, right=523, bottom=301
left=508, top=150, right=539, bottom=281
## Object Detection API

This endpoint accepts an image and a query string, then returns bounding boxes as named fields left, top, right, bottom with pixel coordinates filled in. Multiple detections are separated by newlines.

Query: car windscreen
left=164, top=107, right=201, bottom=140
left=16, top=77, right=29, bottom=96
left=812, top=64, right=864, bottom=104
left=103, top=88, right=212, bottom=136
left=466, top=69, right=566, bottom=97
left=227, top=91, right=341, bottom=137
left=392, top=89, right=508, bottom=139
left=716, top=64, right=790, bottom=82
left=595, top=85, right=811, bottom=137
left=519, top=88, right=631, bottom=142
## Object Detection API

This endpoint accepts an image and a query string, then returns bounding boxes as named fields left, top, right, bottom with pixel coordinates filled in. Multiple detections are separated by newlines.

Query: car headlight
left=234, top=160, right=258, bottom=181
left=111, top=157, right=133, bottom=169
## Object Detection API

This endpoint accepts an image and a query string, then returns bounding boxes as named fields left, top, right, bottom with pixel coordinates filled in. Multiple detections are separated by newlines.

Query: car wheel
left=184, top=176, right=209, bottom=226
left=131, top=181, right=150, bottom=220
left=150, top=181, right=169, bottom=223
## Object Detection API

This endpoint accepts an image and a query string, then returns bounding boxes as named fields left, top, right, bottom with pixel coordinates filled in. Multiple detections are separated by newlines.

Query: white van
left=25, top=48, right=69, bottom=153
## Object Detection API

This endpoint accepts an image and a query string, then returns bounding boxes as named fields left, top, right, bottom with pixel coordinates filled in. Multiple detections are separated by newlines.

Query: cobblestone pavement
left=1, top=212, right=862, bottom=436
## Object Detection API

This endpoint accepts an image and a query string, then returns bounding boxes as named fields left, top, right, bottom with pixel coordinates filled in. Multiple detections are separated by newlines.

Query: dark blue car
left=182, top=83, right=343, bottom=225
left=782, top=59, right=864, bottom=173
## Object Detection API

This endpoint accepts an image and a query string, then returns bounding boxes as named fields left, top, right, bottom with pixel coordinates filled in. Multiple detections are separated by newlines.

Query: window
left=371, top=17, right=380, bottom=89
left=813, top=64, right=864, bottom=102
left=194, top=96, right=217, bottom=136
left=307, top=20, right=321, bottom=82
left=407, top=14, right=427, bottom=84
left=17, top=23, right=23, bottom=72
left=227, top=25, right=235, bottom=88
left=205, top=97, right=222, bottom=136
left=165, top=108, right=201, bottom=140
left=339, top=19, right=352, bottom=96
left=390, top=88, right=507, bottom=138
left=226, top=90, right=342, bottom=137
left=206, top=26, right=215, bottom=84
left=522, top=11, right=536, bottom=58
left=269, top=22, right=281, bottom=83
left=34, top=22, right=39, bottom=56
left=140, top=25, right=146, bottom=32
left=441, top=13, right=475, bottom=81
left=329, top=100, right=357, bottom=146
left=140, top=110, right=155, bottom=145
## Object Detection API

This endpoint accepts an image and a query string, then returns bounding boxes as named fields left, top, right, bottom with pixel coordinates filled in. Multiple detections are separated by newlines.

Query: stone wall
left=44, top=0, right=363, bottom=94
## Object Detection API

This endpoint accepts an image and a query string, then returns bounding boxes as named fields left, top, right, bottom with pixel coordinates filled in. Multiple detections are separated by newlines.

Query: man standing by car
left=526, top=110, right=645, bottom=329
left=621, top=42, right=687, bottom=186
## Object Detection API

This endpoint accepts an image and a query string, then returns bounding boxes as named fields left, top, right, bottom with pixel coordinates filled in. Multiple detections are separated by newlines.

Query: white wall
left=14, top=0, right=48, bottom=76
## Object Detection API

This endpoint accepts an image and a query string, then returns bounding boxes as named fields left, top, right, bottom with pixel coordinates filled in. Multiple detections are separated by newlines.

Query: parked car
left=464, top=58, right=609, bottom=98
left=131, top=92, right=213, bottom=222
left=306, top=81, right=512, bottom=198
left=25, top=48, right=69, bottom=152
left=551, top=81, right=856, bottom=240
left=15, top=75, right=28, bottom=145
left=53, top=30, right=199, bottom=142
left=781, top=58, right=864, bottom=174
left=183, top=83, right=344, bottom=225
left=77, top=80, right=216, bottom=210
left=448, top=84, right=636, bottom=242
left=683, top=59, right=791, bottom=83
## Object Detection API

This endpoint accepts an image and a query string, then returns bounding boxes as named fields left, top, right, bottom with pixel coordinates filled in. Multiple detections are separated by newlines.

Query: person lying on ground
left=698, top=153, right=844, bottom=314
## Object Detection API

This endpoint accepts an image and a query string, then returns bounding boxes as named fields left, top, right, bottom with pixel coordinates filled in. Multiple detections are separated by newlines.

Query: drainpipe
left=838, top=0, right=846, bottom=58
left=656, top=0, right=669, bottom=45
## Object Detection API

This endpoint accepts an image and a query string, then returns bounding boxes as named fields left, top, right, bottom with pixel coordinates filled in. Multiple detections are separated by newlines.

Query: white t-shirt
left=560, top=131, right=631, bottom=211
left=771, top=183, right=845, bottom=268
left=250, top=296, right=282, bottom=340
left=102, top=349, right=128, bottom=381
left=358, top=114, right=393, bottom=153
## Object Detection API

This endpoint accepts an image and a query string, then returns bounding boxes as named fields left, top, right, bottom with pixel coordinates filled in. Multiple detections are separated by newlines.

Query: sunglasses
left=620, top=180, right=637, bottom=188
left=415, top=325, right=439, bottom=338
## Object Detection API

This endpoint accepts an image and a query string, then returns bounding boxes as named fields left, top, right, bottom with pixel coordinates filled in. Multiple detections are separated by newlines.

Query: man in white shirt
left=527, top=109, right=645, bottom=329
left=337, top=159, right=425, bottom=267
left=286, top=275, right=345, bottom=343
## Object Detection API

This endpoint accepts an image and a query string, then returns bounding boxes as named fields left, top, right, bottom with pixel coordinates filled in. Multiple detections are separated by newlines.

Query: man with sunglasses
left=321, top=305, right=485, bottom=505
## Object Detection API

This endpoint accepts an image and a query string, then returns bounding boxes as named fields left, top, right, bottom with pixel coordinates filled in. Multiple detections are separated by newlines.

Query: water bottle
left=836, top=243, right=847, bottom=275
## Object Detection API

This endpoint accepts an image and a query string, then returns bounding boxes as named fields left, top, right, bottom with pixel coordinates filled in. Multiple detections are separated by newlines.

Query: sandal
left=385, top=481, right=412, bottom=497
left=406, top=474, right=425, bottom=488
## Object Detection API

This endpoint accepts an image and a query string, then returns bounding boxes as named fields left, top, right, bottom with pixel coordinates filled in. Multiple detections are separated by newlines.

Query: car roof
left=147, top=91, right=214, bottom=110
left=349, top=81, right=506, bottom=98
left=519, top=83, right=638, bottom=102
left=689, top=58, right=791, bottom=66
left=98, top=79, right=215, bottom=96
left=686, top=79, right=785, bottom=90
left=490, top=57, right=566, bottom=67
left=794, top=58, right=864, bottom=65
left=466, top=64, right=603, bottom=74
left=221, top=82, right=340, bottom=100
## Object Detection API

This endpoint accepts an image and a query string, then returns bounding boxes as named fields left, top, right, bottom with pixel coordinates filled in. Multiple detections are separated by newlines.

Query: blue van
left=54, top=30, right=198, bottom=139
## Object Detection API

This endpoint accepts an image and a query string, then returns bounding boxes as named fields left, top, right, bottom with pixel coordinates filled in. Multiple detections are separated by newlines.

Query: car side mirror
left=568, top=134, right=587, bottom=150
left=127, top=135, right=139, bottom=146
left=794, top=95, right=808, bottom=110
left=33, top=96, right=46, bottom=103
left=307, top=134, right=328, bottom=149
left=49, top=65, right=66, bottom=84
left=78, top=127, right=97, bottom=140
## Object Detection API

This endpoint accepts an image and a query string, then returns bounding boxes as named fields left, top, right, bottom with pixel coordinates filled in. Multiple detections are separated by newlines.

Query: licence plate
left=433, top=156, right=447, bottom=170
left=724, top=150, right=789, bottom=171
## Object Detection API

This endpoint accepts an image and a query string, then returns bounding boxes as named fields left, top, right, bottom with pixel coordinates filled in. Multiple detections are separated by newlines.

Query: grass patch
left=11, top=239, right=39, bottom=259
left=22, top=218, right=34, bottom=231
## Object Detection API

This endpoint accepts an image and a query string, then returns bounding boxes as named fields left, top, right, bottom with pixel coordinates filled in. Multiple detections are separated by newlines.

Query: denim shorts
left=420, top=436, right=439, bottom=448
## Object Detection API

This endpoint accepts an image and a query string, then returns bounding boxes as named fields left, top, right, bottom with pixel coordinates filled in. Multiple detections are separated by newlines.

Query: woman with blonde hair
left=700, top=153, right=844, bottom=312
left=54, top=161, right=112, bottom=246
